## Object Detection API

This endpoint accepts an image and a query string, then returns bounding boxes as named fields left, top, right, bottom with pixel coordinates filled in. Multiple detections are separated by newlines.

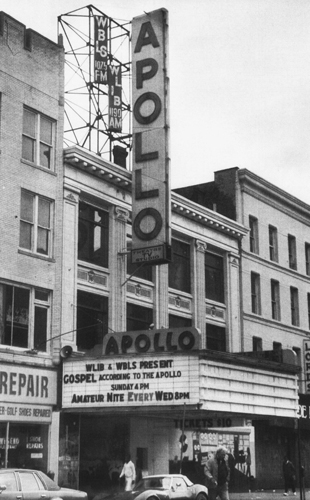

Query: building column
left=60, top=186, right=80, bottom=352
left=196, top=240, right=207, bottom=348
left=110, top=206, right=130, bottom=333
left=228, top=253, right=241, bottom=352
left=156, top=264, right=169, bottom=329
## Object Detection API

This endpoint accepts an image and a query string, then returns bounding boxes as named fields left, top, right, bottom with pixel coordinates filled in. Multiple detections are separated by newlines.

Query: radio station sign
left=62, top=354, right=199, bottom=409
left=94, top=15, right=108, bottom=83
left=0, top=403, right=52, bottom=423
left=108, top=65, right=122, bottom=131
left=131, top=9, right=171, bottom=265
left=102, top=327, right=200, bottom=355
left=0, top=365, right=57, bottom=405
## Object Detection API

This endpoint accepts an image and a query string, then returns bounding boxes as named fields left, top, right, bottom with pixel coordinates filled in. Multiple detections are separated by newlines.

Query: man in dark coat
left=204, top=447, right=230, bottom=500
left=283, top=456, right=296, bottom=496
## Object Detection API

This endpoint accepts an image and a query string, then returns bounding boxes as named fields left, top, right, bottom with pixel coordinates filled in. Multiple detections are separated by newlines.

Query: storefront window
left=59, top=414, right=80, bottom=490
left=0, top=423, right=48, bottom=471
left=0, top=423, right=6, bottom=468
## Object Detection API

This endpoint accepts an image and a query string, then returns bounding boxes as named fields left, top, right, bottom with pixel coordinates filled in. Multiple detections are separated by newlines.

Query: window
left=270, top=280, right=281, bottom=321
left=307, top=293, right=310, bottom=330
left=205, top=252, right=224, bottom=303
left=0, top=423, right=48, bottom=470
left=273, top=341, right=282, bottom=352
left=76, top=291, right=108, bottom=351
left=269, top=225, right=278, bottom=262
left=288, top=235, right=297, bottom=270
left=0, top=471, right=17, bottom=490
left=169, top=314, right=192, bottom=328
left=290, top=287, right=299, bottom=326
left=126, top=232, right=153, bottom=282
left=0, top=283, right=50, bottom=350
left=20, top=190, right=52, bottom=256
left=253, top=336, right=262, bottom=352
left=305, top=244, right=310, bottom=276
left=171, top=477, right=187, bottom=491
left=22, top=108, right=54, bottom=169
left=206, top=324, right=226, bottom=352
left=272, top=342, right=282, bottom=362
left=78, top=202, right=109, bottom=268
left=127, top=303, right=153, bottom=331
left=251, top=272, right=261, bottom=315
left=168, top=239, right=191, bottom=293
left=249, top=216, right=259, bottom=254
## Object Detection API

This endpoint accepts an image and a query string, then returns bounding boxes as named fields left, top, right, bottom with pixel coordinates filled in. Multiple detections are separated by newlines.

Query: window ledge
left=21, top=159, right=57, bottom=176
left=18, top=248, right=55, bottom=262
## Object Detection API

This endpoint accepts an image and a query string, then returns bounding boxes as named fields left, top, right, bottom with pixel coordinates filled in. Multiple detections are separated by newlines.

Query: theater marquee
left=62, top=354, right=199, bottom=409
left=131, top=9, right=171, bottom=265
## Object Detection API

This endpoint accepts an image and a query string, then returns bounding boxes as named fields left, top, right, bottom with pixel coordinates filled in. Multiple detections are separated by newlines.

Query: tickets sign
left=62, top=355, right=199, bottom=408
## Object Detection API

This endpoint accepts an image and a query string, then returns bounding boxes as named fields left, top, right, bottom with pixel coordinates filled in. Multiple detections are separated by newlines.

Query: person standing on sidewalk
left=282, top=456, right=296, bottom=496
left=204, top=446, right=230, bottom=500
left=120, top=454, right=136, bottom=491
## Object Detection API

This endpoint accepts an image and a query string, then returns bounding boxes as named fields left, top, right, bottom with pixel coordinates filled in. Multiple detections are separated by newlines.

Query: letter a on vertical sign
left=94, top=16, right=108, bottom=84
left=108, top=65, right=122, bottom=132
left=131, top=9, right=171, bottom=265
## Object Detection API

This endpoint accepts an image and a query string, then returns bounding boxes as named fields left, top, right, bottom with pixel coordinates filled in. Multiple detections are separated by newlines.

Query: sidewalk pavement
left=230, top=490, right=308, bottom=500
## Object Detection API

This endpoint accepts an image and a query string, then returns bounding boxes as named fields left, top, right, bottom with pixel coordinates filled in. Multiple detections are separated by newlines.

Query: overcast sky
left=2, top=0, right=310, bottom=203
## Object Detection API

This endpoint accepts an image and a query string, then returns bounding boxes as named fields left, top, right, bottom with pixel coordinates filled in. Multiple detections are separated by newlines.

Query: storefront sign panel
left=0, top=403, right=52, bottom=423
left=62, top=355, right=199, bottom=408
left=0, top=365, right=57, bottom=405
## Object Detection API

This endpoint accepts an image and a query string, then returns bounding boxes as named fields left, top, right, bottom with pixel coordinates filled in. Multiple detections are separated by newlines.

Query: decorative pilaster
left=228, top=253, right=241, bottom=352
left=110, top=206, right=130, bottom=333
left=61, top=187, right=80, bottom=348
left=196, top=240, right=207, bottom=347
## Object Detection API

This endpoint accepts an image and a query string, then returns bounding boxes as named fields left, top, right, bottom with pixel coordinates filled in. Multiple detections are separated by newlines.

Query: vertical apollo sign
left=131, top=9, right=171, bottom=265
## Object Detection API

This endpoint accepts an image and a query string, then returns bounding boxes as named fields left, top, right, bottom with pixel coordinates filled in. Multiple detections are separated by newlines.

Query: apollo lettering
left=133, top=22, right=161, bottom=236
left=131, top=10, right=170, bottom=260
left=102, top=327, right=199, bottom=356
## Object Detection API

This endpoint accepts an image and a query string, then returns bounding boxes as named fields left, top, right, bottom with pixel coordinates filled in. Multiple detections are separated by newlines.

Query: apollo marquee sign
left=62, top=327, right=200, bottom=409
left=62, top=354, right=199, bottom=409
left=131, top=9, right=171, bottom=265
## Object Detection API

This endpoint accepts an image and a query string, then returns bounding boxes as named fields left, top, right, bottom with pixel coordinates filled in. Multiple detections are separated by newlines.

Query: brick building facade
left=0, top=11, right=64, bottom=473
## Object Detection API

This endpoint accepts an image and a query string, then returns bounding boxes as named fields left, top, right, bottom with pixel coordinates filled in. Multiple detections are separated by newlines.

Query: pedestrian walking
left=246, top=447, right=251, bottom=478
left=120, top=453, right=136, bottom=491
left=282, top=456, right=296, bottom=496
left=204, top=446, right=230, bottom=500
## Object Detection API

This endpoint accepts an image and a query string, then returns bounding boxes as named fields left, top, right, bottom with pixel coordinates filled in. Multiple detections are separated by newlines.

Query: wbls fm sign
left=94, top=15, right=122, bottom=132
left=131, top=9, right=171, bottom=265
